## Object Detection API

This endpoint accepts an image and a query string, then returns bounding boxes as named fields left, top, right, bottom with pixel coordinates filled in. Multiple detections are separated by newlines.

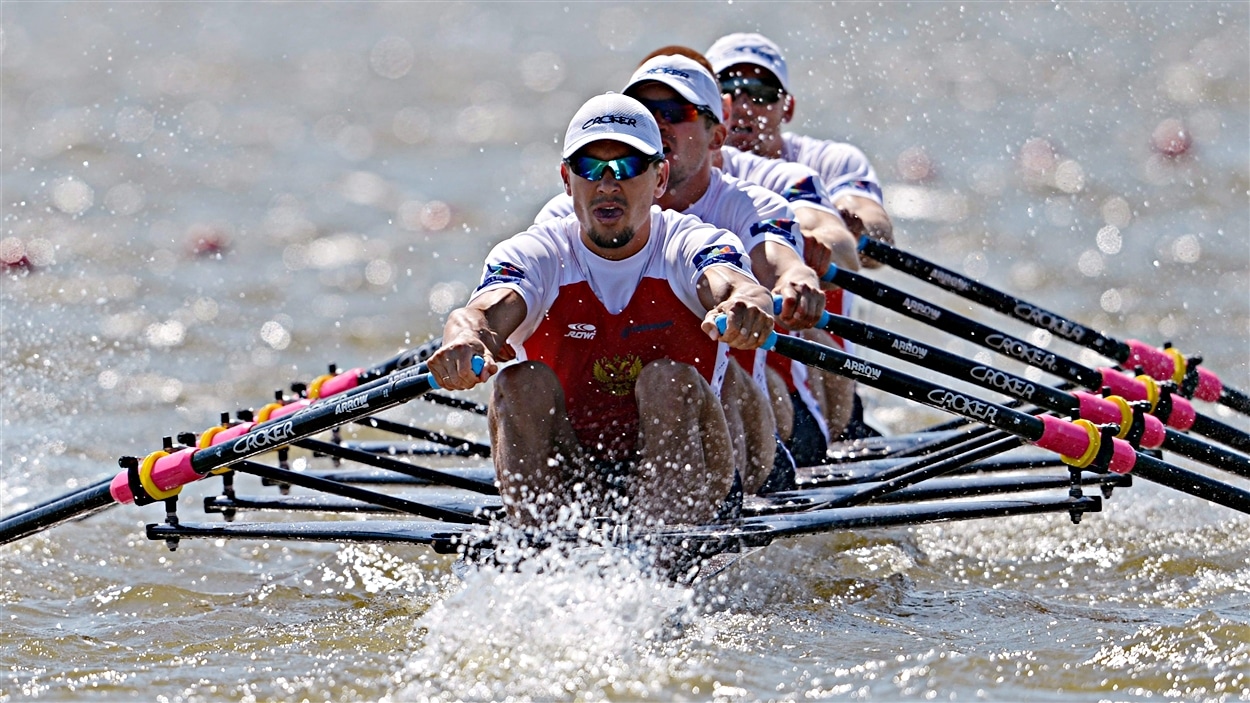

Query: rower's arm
left=834, top=194, right=894, bottom=269
left=696, top=266, right=776, bottom=350
left=429, top=288, right=527, bottom=390
left=794, top=206, right=860, bottom=275
left=747, top=241, right=824, bottom=330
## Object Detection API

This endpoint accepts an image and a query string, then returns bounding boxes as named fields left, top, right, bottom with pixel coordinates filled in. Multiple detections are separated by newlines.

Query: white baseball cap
left=562, top=93, right=664, bottom=159
left=706, top=33, right=790, bottom=92
left=623, top=55, right=725, bottom=124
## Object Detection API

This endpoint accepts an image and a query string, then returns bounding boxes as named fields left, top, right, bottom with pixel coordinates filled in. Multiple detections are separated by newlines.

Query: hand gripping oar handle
left=722, top=316, right=1250, bottom=514
left=109, top=357, right=484, bottom=506
left=821, top=263, right=1250, bottom=455
left=856, top=236, right=1247, bottom=414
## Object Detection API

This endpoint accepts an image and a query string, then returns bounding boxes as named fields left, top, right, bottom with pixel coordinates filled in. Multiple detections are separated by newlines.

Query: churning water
left=2, top=3, right=1247, bottom=701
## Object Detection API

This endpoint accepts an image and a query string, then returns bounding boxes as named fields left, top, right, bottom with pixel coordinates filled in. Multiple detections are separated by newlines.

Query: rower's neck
left=656, top=167, right=711, bottom=213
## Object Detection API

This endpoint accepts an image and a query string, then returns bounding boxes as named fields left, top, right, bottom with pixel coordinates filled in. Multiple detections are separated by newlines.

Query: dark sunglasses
left=634, top=97, right=717, bottom=125
left=719, top=77, right=784, bottom=105
left=565, top=153, right=660, bottom=181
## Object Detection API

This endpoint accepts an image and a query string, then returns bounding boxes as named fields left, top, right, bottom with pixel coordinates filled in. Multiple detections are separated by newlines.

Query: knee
left=636, top=359, right=706, bottom=400
left=492, top=361, right=561, bottom=409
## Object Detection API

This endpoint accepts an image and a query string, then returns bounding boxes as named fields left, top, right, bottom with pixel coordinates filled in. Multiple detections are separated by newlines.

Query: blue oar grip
left=714, top=315, right=777, bottom=351
left=772, top=295, right=831, bottom=327
left=856, top=234, right=871, bottom=251
left=428, top=356, right=485, bottom=390
left=821, top=263, right=839, bottom=284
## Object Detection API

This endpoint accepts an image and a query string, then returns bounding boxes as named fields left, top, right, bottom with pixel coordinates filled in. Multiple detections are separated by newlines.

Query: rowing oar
left=0, top=359, right=484, bottom=546
left=719, top=318, right=1250, bottom=515
left=805, top=305, right=1250, bottom=479
left=858, top=237, right=1250, bottom=416
left=822, top=265, right=1250, bottom=456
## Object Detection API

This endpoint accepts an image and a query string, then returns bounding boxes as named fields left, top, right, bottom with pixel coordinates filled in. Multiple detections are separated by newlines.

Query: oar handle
left=772, top=296, right=832, bottom=328
left=713, top=314, right=778, bottom=349
left=1123, top=339, right=1223, bottom=403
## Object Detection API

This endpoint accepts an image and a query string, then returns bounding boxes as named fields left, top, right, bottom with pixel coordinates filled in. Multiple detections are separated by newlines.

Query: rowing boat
left=6, top=240, right=1247, bottom=583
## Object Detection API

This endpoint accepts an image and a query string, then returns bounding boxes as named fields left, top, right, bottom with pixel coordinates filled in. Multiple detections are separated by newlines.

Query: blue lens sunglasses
left=565, top=153, right=662, bottom=181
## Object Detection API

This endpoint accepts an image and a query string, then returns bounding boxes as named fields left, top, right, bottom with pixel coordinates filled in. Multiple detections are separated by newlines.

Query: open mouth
left=592, top=202, right=625, bottom=222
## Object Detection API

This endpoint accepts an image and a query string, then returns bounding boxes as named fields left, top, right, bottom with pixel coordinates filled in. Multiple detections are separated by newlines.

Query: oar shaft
left=769, top=334, right=1250, bottom=515
left=858, top=236, right=1126, bottom=359
left=819, top=310, right=1250, bottom=476
left=765, top=333, right=1138, bottom=473
left=824, top=265, right=1250, bottom=453
left=0, top=481, right=114, bottom=545
left=826, top=265, right=1103, bottom=389
left=111, top=359, right=482, bottom=508
left=859, top=237, right=1247, bottom=414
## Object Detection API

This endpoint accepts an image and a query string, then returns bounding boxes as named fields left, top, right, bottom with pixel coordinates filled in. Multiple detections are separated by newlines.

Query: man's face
left=625, top=82, right=721, bottom=194
left=561, top=139, right=667, bottom=254
left=718, top=63, right=791, bottom=157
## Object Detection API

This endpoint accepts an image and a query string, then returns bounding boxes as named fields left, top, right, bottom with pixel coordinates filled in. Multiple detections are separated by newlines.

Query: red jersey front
left=472, top=208, right=755, bottom=462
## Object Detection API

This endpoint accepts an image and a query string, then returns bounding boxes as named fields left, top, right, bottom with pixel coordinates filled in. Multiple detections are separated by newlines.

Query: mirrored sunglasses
left=719, top=77, right=784, bottom=105
left=634, top=97, right=716, bottom=125
left=565, top=153, right=660, bottom=181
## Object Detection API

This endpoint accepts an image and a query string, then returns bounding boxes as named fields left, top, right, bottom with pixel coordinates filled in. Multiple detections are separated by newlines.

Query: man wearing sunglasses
left=622, top=47, right=874, bottom=465
left=537, top=55, right=830, bottom=489
left=709, top=32, right=896, bottom=440
left=707, top=32, right=894, bottom=265
left=429, top=93, right=776, bottom=530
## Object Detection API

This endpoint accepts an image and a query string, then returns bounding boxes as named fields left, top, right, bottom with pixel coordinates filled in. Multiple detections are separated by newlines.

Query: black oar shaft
left=828, top=266, right=1104, bottom=389
left=859, top=236, right=1127, bottom=359
left=820, top=313, right=1250, bottom=477
left=769, top=334, right=1250, bottom=514
left=189, top=368, right=439, bottom=476
left=826, top=266, right=1250, bottom=455
left=859, top=237, right=1250, bottom=416
left=0, top=480, right=115, bottom=545
left=821, top=314, right=1082, bottom=417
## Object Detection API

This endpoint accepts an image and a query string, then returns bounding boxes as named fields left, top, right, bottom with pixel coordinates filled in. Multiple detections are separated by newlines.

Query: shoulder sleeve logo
left=692, top=243, right=746, bottom=272
left=478, top=261, right=526, bottom=290
left=750, top=219, right=798, bottom=246
left=783, top=176, right=823, bottom=205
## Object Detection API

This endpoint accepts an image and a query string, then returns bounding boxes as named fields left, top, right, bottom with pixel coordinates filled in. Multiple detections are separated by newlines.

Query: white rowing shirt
left=781, top=133, right=884, bottom=206
left=538, top=169, right=805, bottom=393
left=537, top=168, right=804, bottom=261
left=719, top=145, right=842, bottom=218
left=473, top=206, right=753, bottom=461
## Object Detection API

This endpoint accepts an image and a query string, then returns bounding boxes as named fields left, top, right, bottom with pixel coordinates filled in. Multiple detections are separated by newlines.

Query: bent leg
left=721, top=360, right=778, bottom=495
left=800, top=328, right=856, bottom=437
left=490, top=361, right=589, bottom=528
left=631, top=360, right=736, bottom=527
left=766, top=365, right=795, bottom=443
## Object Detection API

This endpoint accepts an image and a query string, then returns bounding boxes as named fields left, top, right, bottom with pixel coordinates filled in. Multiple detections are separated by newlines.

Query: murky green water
left=2, top=3, right=1247, bottom=701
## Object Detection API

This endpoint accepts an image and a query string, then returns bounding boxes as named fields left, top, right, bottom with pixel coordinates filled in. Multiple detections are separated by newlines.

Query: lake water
left=2, top=3, right=1248, bottom=701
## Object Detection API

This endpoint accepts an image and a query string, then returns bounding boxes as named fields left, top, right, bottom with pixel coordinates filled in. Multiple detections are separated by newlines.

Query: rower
left=427, top=93, right=776, bottom=530
left=622, top=47, right=865, bottom=466
left=708, top=32, right=896, bottom=440
left=537, top=54, right=828, bottom=484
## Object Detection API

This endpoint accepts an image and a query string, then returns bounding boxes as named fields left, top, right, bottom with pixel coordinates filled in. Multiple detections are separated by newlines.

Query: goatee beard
left=588, top=226, right=635, bottom=250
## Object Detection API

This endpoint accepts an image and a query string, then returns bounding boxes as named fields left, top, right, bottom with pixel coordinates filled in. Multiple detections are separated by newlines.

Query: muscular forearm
left=835, top=194, right=894, bottom=269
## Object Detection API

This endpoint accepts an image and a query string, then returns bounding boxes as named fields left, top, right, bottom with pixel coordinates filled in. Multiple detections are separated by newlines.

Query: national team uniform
left=538, top=167, right=803, bottom=394
left=718, top=145, right=861, bottom=455
left=780, top=132, right=887, bottom=440
left=474, top=206, right=753, bottom=463
left=538, top=170, right=812, bottom=476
